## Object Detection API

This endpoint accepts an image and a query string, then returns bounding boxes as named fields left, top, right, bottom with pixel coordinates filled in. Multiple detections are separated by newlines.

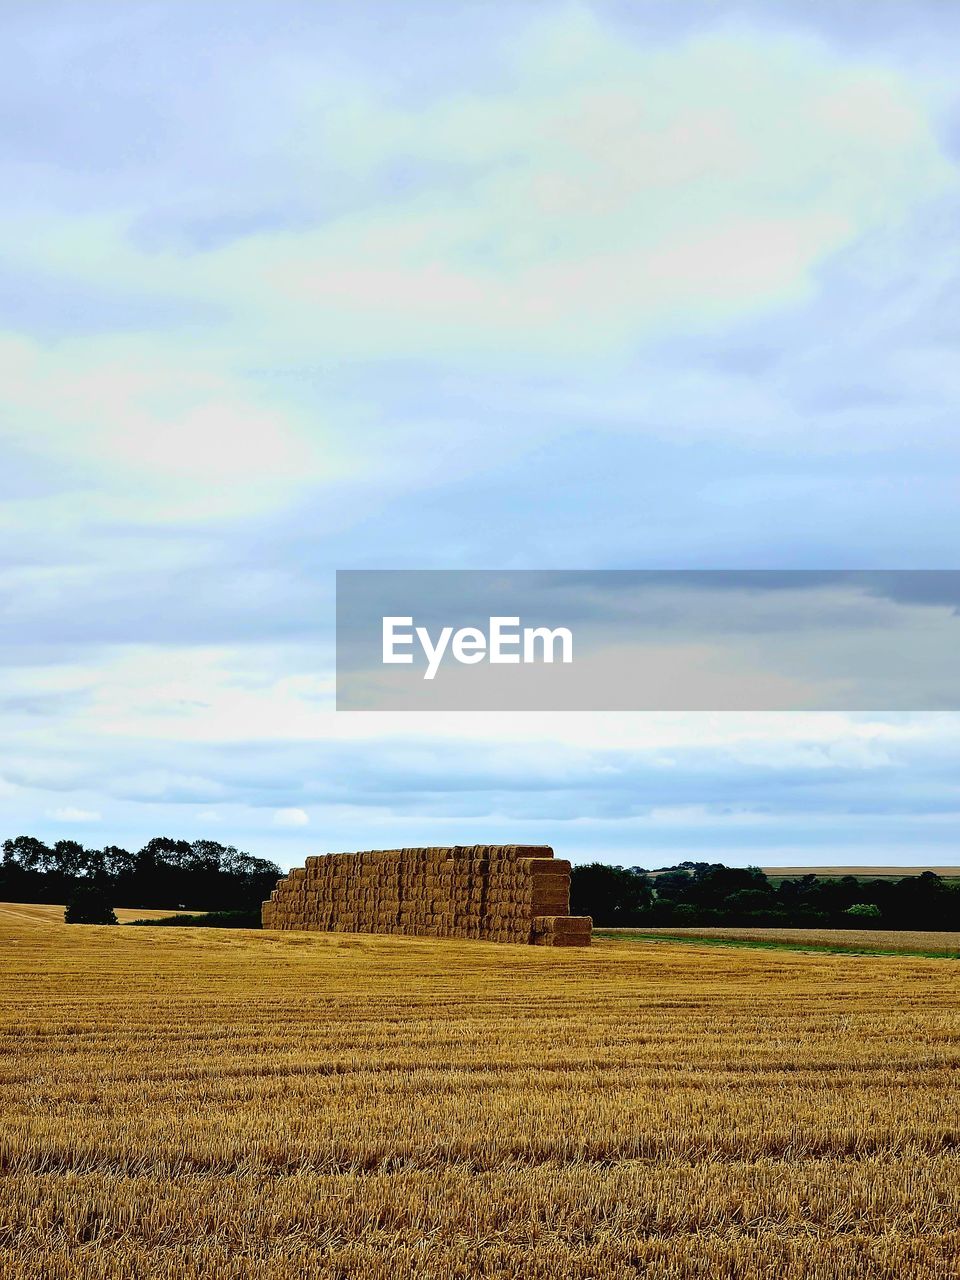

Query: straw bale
left=261, top=844, right=585, bottom=943
left=533, top=915, right=591, bottom=933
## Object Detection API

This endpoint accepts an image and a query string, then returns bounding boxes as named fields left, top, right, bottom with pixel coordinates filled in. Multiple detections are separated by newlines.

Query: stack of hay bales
left=261, top=844, right=591, bottom=945
left=531, top=915, right=593, bottom=947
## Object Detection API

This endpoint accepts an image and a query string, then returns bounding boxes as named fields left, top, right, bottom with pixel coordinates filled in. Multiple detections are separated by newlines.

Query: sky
left=2, top=0, right=959, bottom=870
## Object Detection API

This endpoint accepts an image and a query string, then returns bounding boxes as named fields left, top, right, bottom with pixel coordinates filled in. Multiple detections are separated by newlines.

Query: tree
left=52, top=839, right=88, bottom=877
left=64, top=884, right=118, bottom=925
left=570, top=863, right=652, bottom=926
left=725, top=887, right=782, bottom=924
left=102, top=845, right=136, bottom=879
left=2, top=836, right=51, bottom=871
left=845, top=902, right=882, bottom=924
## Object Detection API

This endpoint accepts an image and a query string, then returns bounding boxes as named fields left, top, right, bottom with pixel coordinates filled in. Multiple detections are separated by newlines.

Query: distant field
left=0, top=902, right=204, bottom=926
left=646, top=864, right=960, bottom=882
left=760, top=865, right=960, bottom=880
left=1, top=906, right=958, bottom=1277
left=607, top=925, right=960, bottom=957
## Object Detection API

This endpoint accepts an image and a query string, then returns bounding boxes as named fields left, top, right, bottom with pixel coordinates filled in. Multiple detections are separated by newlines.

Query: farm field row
left=0, top=910, right=957, bottom=1278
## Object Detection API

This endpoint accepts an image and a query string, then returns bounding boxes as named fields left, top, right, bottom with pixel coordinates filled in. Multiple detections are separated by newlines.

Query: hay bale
left=263, top=844, right=580, bottom=942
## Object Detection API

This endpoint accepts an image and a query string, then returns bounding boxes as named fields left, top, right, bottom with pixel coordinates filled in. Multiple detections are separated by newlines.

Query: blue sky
left=2, top=1, right=959, bottom=869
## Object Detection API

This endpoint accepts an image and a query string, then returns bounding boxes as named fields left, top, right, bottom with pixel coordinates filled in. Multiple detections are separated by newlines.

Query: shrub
left=127, top=909, right=262, bottom=928
left=846, top=903, right=882, bottom=921
left=64, top=885, right=118, bottom=925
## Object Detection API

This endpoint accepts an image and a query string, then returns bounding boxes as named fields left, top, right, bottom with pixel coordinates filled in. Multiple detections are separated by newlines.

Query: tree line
left=4, top=838, right=957, bottom=932
left=1, top=836, right=281, bottom=913
left=570, top=861, right=960, bottom=930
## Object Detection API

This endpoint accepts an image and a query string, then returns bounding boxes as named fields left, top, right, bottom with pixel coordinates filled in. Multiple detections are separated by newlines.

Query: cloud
left=48, top=806, right=102, bottom=823
left=273, top=807, right=309, bottom=828
left=0, top=6, right=955, bottom=596
left=8, top=17, right=953, bottom=368
left=0, top=332, right=357, bottom=522
left=0, top=4, right=958, bottom=866
left=1, top=697, right=957, bottom=865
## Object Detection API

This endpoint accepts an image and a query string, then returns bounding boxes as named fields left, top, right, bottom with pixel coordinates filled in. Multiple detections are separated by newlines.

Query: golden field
left=617, top=926, right=960, bottom=957
left=1, top=908, right=958, bottom=1278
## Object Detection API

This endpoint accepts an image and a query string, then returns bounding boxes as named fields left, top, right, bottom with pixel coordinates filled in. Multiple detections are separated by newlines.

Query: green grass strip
left=595, top=930, right=960, bottom=960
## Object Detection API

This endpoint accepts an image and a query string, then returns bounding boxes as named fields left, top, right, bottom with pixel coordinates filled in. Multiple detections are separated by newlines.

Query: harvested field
left=615, top=926, right=960, bottom=957
left=0, top=909, right=958, bottom=1278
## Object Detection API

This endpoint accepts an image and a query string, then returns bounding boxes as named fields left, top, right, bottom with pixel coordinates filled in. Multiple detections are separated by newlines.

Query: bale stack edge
left=261, top=845, right=590, bottom=946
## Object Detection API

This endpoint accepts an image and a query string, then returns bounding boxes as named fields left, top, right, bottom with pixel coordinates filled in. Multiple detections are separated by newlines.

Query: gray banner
left=336, top=570, right=960, bottom=711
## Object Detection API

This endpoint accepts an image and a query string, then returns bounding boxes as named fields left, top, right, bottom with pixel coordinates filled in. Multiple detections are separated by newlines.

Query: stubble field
left=1, top=905, right=958, bottom=1279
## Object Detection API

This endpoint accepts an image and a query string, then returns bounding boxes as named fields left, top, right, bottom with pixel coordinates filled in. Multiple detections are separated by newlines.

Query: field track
left=1, top=907, right=958, bottom=1278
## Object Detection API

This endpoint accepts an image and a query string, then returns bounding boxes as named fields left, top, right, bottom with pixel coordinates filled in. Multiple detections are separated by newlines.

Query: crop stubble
left=0, top=911, right=957, bottom=1278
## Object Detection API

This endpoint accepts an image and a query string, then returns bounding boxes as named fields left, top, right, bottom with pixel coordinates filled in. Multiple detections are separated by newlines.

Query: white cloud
left=273, top=807, right=309, bottom=827
left=48, top=806, right=102, bottom=823
left=0, top=332, right=355, bottom=520
left=178, top=28, right=953, bottom=362
left=9, top=20, right=954, bottom=368
left=0, top=12, right=952, bottom=546
left=0, top=7, right=958, bottom=868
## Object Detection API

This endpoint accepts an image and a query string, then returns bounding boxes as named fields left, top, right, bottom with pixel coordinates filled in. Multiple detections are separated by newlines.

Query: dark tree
left=64, top=884, right=118, bottom=925
left=1, top=833, right=282, bottom=916
left=570, top=863, right=653, bottom=926
left=3, top=835, right=51, bottom=871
